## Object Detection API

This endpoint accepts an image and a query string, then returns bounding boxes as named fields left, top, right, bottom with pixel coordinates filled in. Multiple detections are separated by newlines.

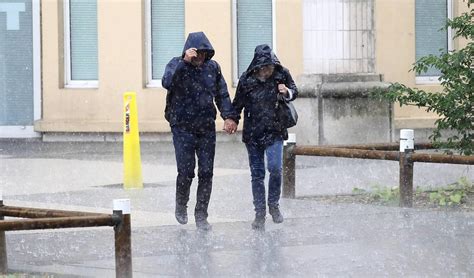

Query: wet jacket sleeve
left=214, top=63, right=238, bottom=121
left=283, top=69, right=298, bottom=102
left=162, top=57, right=186, bottom=90
left=231, top=81, right=246, bottom=125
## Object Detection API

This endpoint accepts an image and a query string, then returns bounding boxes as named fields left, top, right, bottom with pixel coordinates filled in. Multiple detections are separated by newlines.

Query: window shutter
left=415, top=0, right=448, bottom=76
left=69, top=0, right=98, bottom=80
left=237, top=0, right=273, bottom=77
left=151, top=0, right=185, bottom=80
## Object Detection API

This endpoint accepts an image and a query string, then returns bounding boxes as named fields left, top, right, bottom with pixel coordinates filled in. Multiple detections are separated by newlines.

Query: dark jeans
left=245, top=140, right=283, bottom=213
left=172, top=126, right=216, bottom=221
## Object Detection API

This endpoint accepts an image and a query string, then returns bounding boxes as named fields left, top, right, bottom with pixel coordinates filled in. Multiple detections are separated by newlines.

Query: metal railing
left=282, top=131, right=474, bottom=207
left=0, top=198, right=133, bottom=278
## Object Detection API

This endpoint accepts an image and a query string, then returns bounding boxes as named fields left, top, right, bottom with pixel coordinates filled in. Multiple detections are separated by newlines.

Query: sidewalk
left=1, top=140, right=473, bottom=277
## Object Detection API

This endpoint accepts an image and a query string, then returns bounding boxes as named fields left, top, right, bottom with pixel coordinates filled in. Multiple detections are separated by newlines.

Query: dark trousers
left=245, top=140, right=283, bottom=213
left=172, top=126, right=216, bottom=221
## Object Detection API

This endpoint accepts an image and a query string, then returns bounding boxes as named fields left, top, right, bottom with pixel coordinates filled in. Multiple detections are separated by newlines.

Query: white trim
left=65, top=80, right=99, bottom=89
left=415, top=76, right=442, bottom=85
left=0, top=126, right=40, bottom=138
left=447, top=0, right=453, bottom=51
left=32, top=0, right=41, bottom=123
left=145, top=0, right=159, bottom=87
left=145, top=0, right=164, bottom=88
left=63, top=0, right=98, bottom=88
left=232, top=0, right=276, bottom=86
left=271, top=0, right=276, bottom=54
left=415, top=0, right=454, bottom=85
left=231, top=0, right=238, bottom=86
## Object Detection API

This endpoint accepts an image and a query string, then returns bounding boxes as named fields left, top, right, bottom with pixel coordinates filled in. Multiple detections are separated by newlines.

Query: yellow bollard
left=123, top=92, right=143, bottom=189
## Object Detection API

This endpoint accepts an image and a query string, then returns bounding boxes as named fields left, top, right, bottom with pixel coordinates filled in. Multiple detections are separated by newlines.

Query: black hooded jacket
left=232, top=44, right=298, bottom=146
left=162, top=32, right=237, bottom=133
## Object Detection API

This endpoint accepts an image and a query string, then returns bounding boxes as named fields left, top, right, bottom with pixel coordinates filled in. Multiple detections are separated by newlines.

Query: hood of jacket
left=244, top=44, right=281, bottom=77
left=182, top=32, right=215, bottom=60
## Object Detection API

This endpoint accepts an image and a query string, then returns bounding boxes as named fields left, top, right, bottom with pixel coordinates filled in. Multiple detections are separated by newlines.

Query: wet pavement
left=0, top=140, right=473, bottom=277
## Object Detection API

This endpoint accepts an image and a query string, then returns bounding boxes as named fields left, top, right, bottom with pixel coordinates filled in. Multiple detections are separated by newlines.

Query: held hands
left=278, top=84, right=289, bottom=96
left=183, top=48, right=198, bottom=63
left=223, top=119, right=238, bottom=134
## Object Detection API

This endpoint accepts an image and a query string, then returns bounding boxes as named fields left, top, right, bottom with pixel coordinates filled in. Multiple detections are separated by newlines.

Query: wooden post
left=283, top=134, right=296, bottom=199
left=0, top=193, right=8, bottom=274
left=113, top=199, right=133, bottom=278
left=399, top=129, right=415, bottom=207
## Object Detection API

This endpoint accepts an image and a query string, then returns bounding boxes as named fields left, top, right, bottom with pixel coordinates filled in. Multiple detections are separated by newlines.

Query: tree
left=373, top=2, right=473, bottom=155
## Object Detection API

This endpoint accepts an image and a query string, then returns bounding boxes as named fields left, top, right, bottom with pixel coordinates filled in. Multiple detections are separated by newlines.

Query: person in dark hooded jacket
left=162, top=32, right=238, bottom=231
left=232, top=44, right=298, bottom=230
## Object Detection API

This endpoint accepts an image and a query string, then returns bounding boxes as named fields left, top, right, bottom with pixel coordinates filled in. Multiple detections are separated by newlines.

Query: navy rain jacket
left=232, top=44, right=298, bottom=146
left=162, top=32, right=237, bottom=133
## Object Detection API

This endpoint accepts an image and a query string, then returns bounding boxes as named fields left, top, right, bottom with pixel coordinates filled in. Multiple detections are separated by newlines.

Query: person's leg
left=194, top=131, right=216, bottom=230
left=172, top=127, right=196, bottom=224
left=246, top=143, right=266, bottom=229
left=266, top=139, right=284, bottom=223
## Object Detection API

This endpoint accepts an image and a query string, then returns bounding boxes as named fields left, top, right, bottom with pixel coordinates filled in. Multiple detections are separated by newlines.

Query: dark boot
left=269, top=206, right=284, bottom=223
left=251, top=211, right=266, bottom=230
left=196, top=218, right=212, bottom=231
left=175, top=204, right=188, bottom=225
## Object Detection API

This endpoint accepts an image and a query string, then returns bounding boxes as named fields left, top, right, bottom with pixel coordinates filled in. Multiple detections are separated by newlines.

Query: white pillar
left=113, top=199, right=131, bottom=214
left=399, top=129, right=414, bottom=152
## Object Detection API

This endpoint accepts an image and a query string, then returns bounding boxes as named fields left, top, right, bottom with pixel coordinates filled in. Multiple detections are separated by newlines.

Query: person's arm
left=161, top=57, right=186, bottom=90
left=213, top=63, right=238, bottom=133
left=277, top=68, right=298, bottom=102
left=231, top=81, right=246, bottom=126
left=214, top=63, right=238, bottom=121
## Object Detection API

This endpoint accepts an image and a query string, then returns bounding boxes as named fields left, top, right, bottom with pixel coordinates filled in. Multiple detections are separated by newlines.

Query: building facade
left=0, top=0, right=470, bottom=139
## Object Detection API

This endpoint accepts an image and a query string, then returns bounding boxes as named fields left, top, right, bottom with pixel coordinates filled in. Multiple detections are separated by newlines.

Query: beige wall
left=37, top=0, right=303, bottom=133
left=41, top=0, right=464, bottom=133
left=375, top=0, right=470, bottom=129
left=276, top=0, right=303, bottom=78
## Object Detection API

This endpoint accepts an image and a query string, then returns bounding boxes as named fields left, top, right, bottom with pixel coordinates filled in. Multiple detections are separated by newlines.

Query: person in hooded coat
left=162, top=32, right=238, bottom=231
left=232, top=44, right=298, bottom=230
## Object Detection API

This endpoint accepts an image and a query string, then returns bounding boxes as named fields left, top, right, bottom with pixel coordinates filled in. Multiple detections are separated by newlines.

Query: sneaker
left=251, top=213, right=266, bottom=230
left=175, top=205, right=188, bottom=225
left=269, top=206, right=284, bottom=223
left=196, top=219, right=212, bottom=231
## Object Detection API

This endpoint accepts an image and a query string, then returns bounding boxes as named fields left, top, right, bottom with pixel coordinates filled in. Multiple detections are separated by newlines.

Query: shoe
left=196, top=219, right=212, bottom=231
left=175, top=205, right=188, bottom=225
left=269, top=206, right=284, bottom=224
left=251, top=212, right=266, bottom=230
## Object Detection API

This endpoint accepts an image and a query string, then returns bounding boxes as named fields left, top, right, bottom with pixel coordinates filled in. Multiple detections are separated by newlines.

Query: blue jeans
left=172, top=126, right=216, bottom=221
left=245, top=140, right=283, bottom=213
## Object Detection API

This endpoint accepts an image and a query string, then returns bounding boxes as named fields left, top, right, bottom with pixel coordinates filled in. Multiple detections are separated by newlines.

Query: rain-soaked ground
left=0, top=139, right=473, bottom=277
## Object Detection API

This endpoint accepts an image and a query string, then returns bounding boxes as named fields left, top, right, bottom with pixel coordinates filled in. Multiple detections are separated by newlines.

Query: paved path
left=1, top=140, right=473, bottom=277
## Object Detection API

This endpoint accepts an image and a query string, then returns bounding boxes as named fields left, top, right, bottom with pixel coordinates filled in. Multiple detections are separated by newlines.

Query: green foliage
left=352, top=177, right=472, bottom=208
left=352, top=185, right=400, bottom=203
left=427, top=177, right=472, bottom=207
left=369, top=185, right=399, bottom=203
left=372, top=4, right=473, bottom=155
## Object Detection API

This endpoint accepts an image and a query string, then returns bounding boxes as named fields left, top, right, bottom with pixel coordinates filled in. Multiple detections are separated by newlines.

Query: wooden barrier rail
left=283, top=139, right=474, bottom=207
left=0, top=199, right=133, bottom=278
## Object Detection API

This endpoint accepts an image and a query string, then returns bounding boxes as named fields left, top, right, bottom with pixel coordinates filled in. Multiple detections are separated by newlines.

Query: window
left=64, top=0, right=98, bottom=88
left=146, top=0, right=184, bottom=87
left=232, top=0, right=275, bottom=85
left=302, top=0, right=375, bottom=74
left=415, top=0, right=452, bottom=84
left=0, top=0, right=41, bottom=138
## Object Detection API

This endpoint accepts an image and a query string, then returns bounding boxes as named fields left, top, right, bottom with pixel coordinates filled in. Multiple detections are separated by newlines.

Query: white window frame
left=63, top=0, right=99, bottom=89
left=415, top=0, right=453, bottom=85
left=231, top=0, right=276, bottom=87
left=145, top=0, right=161, bottom=88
